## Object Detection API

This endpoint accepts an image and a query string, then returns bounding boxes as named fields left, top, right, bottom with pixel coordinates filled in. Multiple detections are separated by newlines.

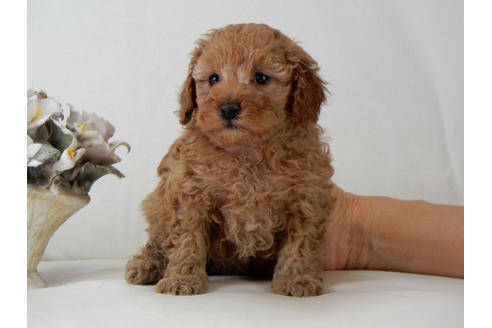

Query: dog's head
left=178, top=24, right=326, bottom=148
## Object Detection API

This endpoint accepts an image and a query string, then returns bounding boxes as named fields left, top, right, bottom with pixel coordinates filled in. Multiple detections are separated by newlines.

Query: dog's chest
left=206, top=164, right=291, bottom=261
left=212, top=163, right=291, bottom=208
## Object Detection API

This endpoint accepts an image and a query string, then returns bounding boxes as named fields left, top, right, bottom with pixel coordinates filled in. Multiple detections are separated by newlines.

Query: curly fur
left=126, top=23, right=334, bottom=297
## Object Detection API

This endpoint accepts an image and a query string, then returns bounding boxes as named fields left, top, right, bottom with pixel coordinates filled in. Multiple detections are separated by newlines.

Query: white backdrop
left=27, top=0, right=463, bottom=260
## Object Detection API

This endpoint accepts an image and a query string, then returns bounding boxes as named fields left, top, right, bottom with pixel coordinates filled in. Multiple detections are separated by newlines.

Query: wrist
left=351, top=195, right=399, bottom=271
left=323, top=187, right=376, bottom=270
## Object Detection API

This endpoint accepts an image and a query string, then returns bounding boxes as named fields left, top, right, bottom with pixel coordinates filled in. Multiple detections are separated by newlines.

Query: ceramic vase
left=27, top=186, right=90, bottom=289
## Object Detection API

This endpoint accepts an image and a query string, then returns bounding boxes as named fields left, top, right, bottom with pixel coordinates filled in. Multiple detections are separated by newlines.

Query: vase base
left=28, top=270, right=46, bottom=289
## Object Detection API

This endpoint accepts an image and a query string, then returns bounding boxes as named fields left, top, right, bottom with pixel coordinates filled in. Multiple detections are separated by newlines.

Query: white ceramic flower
left=27, top=90, right=62, bottom=132
left=50, top=138, right=86, bottom=172
left=68, top=110, right=115, bottom=142
left=65, top=107, right=130, bottom=165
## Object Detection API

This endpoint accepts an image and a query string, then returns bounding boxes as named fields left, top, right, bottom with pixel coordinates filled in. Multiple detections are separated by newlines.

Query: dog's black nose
left=219, top=103, right=241, bottom=120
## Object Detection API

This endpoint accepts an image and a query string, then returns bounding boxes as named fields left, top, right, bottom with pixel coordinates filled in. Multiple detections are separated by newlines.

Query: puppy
left=126, top=23, right=334, bottom=297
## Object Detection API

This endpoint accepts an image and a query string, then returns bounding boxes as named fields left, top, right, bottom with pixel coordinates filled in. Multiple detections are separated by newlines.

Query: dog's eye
left=209, top=74, right=220, bottom=86
left=254, top=72, right=269, bottom=85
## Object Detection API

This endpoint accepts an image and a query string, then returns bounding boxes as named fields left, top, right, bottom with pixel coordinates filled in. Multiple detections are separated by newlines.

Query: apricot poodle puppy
left=126, top=23, right=334, bottom=297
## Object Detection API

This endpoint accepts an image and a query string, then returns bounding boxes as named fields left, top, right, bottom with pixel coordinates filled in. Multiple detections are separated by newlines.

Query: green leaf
left=75, top=162, right=125, bottom=193
left=31, top=143, right=61, bottom=165
left=27, top=166, right=54, bottom=188
left=47, top=120, right=73, bottom=151
left=52, top=172, right=74, bottom=191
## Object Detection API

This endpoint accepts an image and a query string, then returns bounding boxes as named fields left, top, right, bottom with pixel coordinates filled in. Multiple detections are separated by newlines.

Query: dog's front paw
left=272, top=274, right=323, bottom=297
left=155, top=274, right=208, bottom=295
left=125, top=255, right=163, bottom=285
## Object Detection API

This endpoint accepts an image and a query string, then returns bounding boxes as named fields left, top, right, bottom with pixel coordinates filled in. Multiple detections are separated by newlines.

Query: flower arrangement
left=27, top=89, right=130, bottom=288
left=27, top=89, right=130, bottom=195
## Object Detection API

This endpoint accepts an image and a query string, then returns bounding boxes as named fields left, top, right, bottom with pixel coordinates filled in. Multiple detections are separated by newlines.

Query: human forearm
left=322, top=187, right=464, bottom=278
left=360, top=196, right=464, bottom=278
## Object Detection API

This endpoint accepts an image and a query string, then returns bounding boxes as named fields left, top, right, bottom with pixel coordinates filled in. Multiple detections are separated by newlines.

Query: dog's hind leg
left=125, top=238, right=168, bottom=285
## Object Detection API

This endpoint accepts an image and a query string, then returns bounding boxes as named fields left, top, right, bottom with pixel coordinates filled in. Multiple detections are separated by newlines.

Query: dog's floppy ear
left=178, top=45, right=204, bottom=125
left=178, top=74, right=197, bottom=125
left=286, top=45, right=327, bottom=124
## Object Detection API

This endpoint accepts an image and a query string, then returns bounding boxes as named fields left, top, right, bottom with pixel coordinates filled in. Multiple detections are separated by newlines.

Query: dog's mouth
left=223, top=120, right=244, bottom=131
